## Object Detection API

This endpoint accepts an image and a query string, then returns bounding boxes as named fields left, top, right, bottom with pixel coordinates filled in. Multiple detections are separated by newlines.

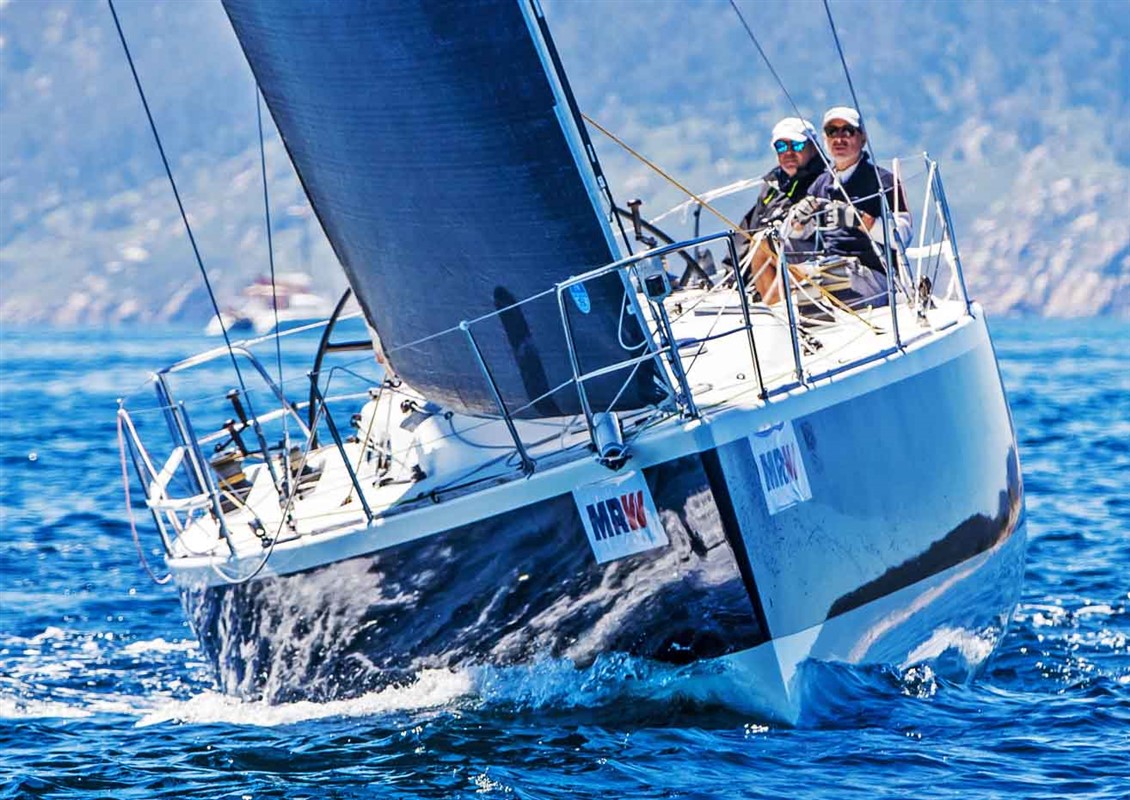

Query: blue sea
left=1, top=319, right=1127, bottom=799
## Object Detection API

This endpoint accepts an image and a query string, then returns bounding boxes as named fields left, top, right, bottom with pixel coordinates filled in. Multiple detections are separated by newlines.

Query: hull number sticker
left=750, top=421, right=812, bottom=514
left=573, top=470, right=668, bottom=564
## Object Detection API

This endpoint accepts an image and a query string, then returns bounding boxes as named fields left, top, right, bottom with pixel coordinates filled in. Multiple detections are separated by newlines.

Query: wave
left=0, top=697, right=91, bottom=720
left=136, top=668, right=477, bottom=728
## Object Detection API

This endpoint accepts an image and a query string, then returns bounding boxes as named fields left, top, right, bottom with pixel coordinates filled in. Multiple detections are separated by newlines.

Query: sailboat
left=116, top=0, right=1026, bottom=722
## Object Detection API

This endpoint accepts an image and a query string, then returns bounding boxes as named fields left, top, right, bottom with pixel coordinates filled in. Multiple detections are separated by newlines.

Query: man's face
left=823, top=118, right=864, bottom=167
left=775, top=139, right=815, bottom=177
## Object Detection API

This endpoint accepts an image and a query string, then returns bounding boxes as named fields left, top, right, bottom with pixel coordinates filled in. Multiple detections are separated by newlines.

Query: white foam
left=133, top=657, right=722, bottom=728
left=135, top=668, right=475, bottom=728
left=29, top=626, right=69, bottom=643
left=1075, top=604, right=1117, bottom=618
left=122, top=638, right=198, bottom=656
left=0, top=696, right=92, bottom=720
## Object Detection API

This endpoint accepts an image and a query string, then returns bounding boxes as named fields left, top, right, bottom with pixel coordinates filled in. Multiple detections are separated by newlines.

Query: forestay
left=222, top=0, right=663, bottom=418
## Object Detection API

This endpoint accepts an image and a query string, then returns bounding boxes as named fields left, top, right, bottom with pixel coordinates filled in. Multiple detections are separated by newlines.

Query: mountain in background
left=1, top=0, right=1127, bottom=325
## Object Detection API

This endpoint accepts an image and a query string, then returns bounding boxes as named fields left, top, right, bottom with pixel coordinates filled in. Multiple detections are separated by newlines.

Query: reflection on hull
left=732, top=522, right=1028, bottom=724
left=185, top=455, right=767, bottom=703
left=182, top=329, right=1026, bottom=720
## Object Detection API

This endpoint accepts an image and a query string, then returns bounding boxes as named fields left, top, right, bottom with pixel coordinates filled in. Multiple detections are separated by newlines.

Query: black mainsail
left=222, top=0, right=662, bottom=417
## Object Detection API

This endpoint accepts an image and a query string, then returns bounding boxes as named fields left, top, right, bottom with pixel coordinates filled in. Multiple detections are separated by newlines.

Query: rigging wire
left=108, top=0, right=283, bottom=512
left=821, top=0, right=871, bottom=163
left=726, top=0, right=808, bottom=125
left=726, top=0, right=882, bottom=252
left=821, top=0, right=904, bottom=310
left=255, top=91, right=288, bottom=444
left=107, top=0, right=251, bottom=407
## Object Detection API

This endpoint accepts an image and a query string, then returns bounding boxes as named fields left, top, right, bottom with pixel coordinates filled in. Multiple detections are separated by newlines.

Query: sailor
left=800, top=106, right=912, bottom=303
left=731, top=117, right=827, bottom=303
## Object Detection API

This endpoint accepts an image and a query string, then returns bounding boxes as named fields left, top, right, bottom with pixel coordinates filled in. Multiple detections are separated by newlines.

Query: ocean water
left=0, top=318, right=1127, bottom=799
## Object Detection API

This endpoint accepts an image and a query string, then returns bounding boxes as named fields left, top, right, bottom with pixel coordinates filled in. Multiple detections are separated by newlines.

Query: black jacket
left=808, top=152, right=906, bottom=272
left=733, top=156, right=826, bottom=264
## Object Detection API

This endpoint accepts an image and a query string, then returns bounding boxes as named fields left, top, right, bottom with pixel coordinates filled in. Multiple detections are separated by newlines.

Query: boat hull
left=180, top=313, right=1025, bottom=715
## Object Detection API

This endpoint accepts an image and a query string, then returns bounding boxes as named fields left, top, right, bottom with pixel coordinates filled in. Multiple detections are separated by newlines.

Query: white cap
left=823, top=106, right=862, bottom=129
left=770, top=117, right=816, bottom=146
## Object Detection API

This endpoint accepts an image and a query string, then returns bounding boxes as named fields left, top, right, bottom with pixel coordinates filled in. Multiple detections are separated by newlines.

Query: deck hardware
left=723, top=235, right=767, bottom=400
left=776, top=242, right=806, bottom=386
left=641, top=265, right=698, bottom=419
left=226, top=389, right=249, bottom=427
left=592, top=412, right=629, bottom=470
left=220, top=419, right=249, bottom=456
left=930, top=162, right=972, bottom=316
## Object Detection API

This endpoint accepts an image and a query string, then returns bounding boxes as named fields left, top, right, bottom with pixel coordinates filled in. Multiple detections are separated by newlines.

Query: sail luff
left=523, top=0, right=637, bottom=259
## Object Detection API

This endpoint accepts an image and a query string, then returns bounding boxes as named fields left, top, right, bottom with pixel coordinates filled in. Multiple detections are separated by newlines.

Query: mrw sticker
left=573, top=470, right=668, bottom=564
left=750, top=421, right=812, bottom=514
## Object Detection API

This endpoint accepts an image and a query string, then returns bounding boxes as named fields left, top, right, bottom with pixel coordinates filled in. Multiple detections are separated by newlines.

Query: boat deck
left=116, top=150, right=977, bottom=577
left=156, top=287, right=967, bottom=568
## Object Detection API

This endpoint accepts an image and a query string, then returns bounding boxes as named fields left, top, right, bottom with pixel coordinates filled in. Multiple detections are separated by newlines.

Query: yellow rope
left=582, top=113, right=753, bottom=244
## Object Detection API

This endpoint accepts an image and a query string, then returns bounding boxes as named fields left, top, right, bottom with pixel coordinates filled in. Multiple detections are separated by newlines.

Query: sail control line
left=580, top=113, right=879, bottom=330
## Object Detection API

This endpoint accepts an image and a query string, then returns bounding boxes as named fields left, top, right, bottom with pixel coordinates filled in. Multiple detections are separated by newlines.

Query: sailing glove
left=820, top=201, right=862, bottom=229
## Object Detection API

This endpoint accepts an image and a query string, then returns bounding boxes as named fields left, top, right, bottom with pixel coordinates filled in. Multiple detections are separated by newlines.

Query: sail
left=222, top=0, right=663, bottom=418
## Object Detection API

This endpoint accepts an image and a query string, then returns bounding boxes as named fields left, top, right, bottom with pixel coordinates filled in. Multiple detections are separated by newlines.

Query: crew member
left=733, top=117, right=826, bottom=302
left=803, top=106, right=911, bottom=304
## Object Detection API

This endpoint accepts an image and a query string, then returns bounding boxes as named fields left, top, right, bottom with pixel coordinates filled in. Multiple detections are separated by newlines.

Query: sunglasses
left=824, top=124, right=859, bottom=138
left=773, top=139, right=808, bottom=154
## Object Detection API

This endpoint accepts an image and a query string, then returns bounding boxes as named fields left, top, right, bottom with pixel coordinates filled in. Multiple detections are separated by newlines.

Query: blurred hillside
left=1, top=0, right=1128, bottom=324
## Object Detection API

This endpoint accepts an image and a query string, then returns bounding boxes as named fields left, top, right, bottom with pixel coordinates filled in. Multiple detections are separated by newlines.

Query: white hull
left=143, top=302, right=1025, bottom=717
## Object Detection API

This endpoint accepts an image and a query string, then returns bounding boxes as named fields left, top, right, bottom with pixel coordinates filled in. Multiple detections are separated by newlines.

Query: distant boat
left=204, top=272, right=336, bottom=336
left=118, top=0, right=1026, bottom=723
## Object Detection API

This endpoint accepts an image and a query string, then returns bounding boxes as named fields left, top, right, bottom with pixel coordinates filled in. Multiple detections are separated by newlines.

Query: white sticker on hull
left=573, top=470, right=669, bottom=564
left=750, top=421, right=812, bottom=514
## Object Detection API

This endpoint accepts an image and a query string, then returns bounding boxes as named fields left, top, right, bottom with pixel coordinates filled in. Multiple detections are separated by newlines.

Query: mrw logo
left=759, top=441, right=801, bottom=491
left=750, top=420, right=812, bottom=514
left=585, top=490, right=650, bottom=541
left=573, top=471, right=668, bottom=563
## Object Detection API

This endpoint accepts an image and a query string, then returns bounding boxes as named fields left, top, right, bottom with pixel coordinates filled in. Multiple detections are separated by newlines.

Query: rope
left=256, top=91, right=287, bottom=442
left=107, top=0, right=253, bottom=412
left=581, top=113, right=751, bottom=242
left=822, top=0, right=869, bottom=155
left=821, top=0, right=904, bottom=296
left=110, top=0, right=284, bottom=499
left=726, top=0, right=838, bottom=184
left=727, top=0, right=807, bottom=122
left=117, top=413, right=172, bottom=585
